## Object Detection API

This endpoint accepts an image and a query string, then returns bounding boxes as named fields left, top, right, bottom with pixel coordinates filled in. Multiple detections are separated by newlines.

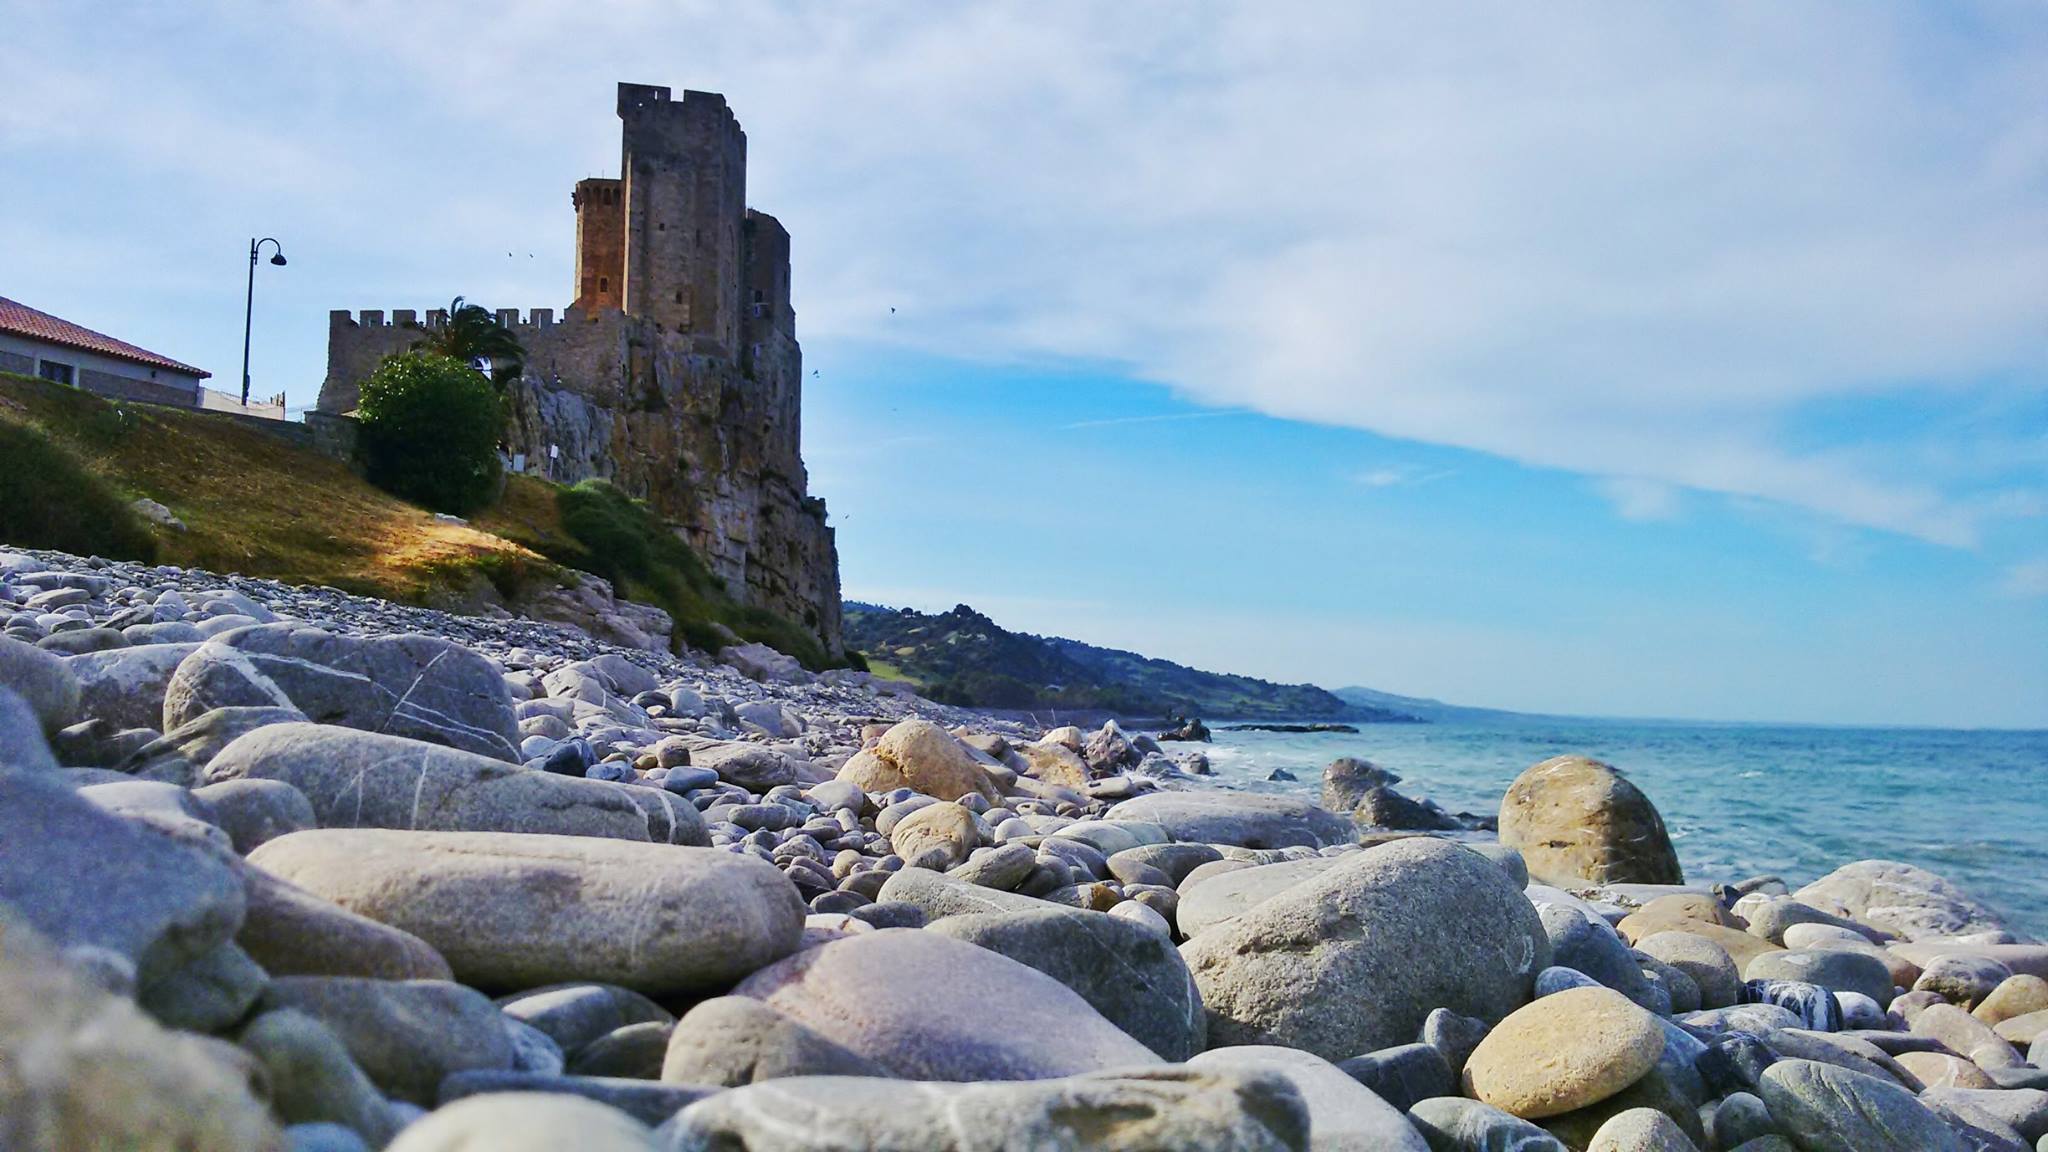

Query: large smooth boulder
left=659, top=996, right=890, bottom=1086
left=0, top=909, right=281, bottom=1151
left=658, top=1067, right=1310, bottom=1151
left=835, top=719, right=999, bottom=803
left=1180, top=838, right=1550, bottom=1060
left=206, top=723, right=654, bottom=841
left=0, top=632, right=81, bottom=732
left=927, top=906, right=1207, bottom=1061
left=732, top=928, right=1161, bottom=1080
left=1187, top=1045, right=1430, bottom=1151
left=1795, top=860, right=2006, bottom=942
left=1178, top=856, right=1345, bottom=936
left=165, top=625, right=520, bottom=760
left=0, top=766, right=245, bottom=984
left=1757, top=1059, right=1963, bottom=1152
left=1106, top=791, right=1354, bottom=849
left=1498, top=756, right=1681, bottom=887
left=63, top=642, right=200, bottom=731
left=248, top=830, right=805, bottom=997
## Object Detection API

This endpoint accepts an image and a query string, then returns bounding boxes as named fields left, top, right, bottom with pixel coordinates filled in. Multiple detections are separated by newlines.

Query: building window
left=37, top=360, right=74, bottom=386
left=598, top=276, right=609, bottom=293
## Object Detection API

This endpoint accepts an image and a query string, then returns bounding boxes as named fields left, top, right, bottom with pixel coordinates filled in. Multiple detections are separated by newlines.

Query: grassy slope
left=0, top=371, right=547, bottom=602
left=0, top=372, right=833, bottom=665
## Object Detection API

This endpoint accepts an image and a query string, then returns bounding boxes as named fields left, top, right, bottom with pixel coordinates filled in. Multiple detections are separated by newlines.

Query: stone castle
left=318, top=82, right=841, bottom=654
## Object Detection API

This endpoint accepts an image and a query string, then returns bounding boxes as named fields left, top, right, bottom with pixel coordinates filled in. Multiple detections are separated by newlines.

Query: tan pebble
left=1462, top=986, right=1665, bottom=1119
left=1974, top=973, right=2048, bottom=1025
left=1894, top=1050, right=1995, bottom=1089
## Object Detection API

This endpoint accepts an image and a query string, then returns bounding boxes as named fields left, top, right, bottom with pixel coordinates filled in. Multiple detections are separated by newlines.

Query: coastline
left=5, top=543, right=2045, bottom=1148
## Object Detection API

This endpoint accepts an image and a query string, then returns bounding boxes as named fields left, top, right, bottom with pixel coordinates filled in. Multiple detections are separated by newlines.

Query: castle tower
left=617, top=83, right=747, bottom=357
left=742, top=208, right=801, bottom=468
left=571, top=178, right=623, bottom=312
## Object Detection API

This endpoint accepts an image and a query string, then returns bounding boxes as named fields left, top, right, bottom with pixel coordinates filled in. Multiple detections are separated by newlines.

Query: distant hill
left=845, top=601, right=1419, bottom=722
left=1333, top=685, right=1534, bottom=725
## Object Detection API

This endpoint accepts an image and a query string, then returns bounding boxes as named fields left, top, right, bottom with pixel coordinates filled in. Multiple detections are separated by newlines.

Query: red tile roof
left=0, top=295, right=210, bottom=379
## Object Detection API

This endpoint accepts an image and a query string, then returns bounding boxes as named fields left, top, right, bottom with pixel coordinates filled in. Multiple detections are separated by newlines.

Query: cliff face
left=498, top=321, right=840, bottom=653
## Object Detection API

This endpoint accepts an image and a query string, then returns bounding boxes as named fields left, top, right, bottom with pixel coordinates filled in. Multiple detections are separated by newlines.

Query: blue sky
left=2, top=2, right=2043, bottom=726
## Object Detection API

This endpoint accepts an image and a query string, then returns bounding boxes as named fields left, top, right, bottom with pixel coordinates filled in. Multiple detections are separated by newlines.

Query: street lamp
left=240, top=237, right=287, bottom=407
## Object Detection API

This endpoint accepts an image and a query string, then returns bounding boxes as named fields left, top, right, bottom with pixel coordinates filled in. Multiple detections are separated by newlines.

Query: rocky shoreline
left=3, top=546, right=2045, bottom=1151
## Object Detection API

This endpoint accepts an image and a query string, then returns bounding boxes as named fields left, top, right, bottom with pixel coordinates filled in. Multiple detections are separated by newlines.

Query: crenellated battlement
left=328, top=307, right=581, bottom=334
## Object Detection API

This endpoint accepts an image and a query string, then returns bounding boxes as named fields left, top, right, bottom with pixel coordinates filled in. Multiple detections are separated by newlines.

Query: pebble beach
left=4, top=545, right=2046, bottom=1152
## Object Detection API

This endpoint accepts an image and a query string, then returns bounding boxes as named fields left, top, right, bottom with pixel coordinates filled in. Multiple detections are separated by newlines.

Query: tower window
left=598, top=276, right=609, bottom=292
left=752, top=289, right=765, bottom=304
left=675, top=291, right=684, bottom=304
left=657, top=222, right=665, bottom=231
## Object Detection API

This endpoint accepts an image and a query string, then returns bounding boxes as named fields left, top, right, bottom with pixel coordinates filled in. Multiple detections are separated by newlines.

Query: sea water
left=1193, top=719, right=2048, bottom=938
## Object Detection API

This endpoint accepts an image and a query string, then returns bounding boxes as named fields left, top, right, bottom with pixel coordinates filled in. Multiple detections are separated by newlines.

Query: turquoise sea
left=1192, top=719, right=2048, bottom=939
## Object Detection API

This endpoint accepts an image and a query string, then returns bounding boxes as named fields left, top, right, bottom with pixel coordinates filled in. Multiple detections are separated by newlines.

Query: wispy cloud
left=1355, top=465, right=1455, bottom=489
left=2003, top=561, right=2048, bottom=598
left=1597, top=477, right=1683, bottom=523
left=1060, top=410, right=1247, bottom=431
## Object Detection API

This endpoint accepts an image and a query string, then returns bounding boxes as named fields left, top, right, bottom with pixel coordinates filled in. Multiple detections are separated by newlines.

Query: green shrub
left=0, top=422, right=158, bottom=561
left=357, top=352, right=503, bottom=514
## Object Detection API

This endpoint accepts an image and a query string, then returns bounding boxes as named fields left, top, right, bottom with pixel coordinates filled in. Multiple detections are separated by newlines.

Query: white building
left=0, top=295, right=210, bottom=408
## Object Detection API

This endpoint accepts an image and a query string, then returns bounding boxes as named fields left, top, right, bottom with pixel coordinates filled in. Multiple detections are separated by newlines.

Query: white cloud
left=1597, top=477, right=1682, bottom=523
left=8, top=2, right=2043, bottom=548
left=1355, top=465, right=1453, bottom=490
left=2004, top=561, right=2048, bottom=598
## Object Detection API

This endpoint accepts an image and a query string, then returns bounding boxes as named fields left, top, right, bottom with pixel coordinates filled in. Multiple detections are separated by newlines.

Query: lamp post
left=240, top=237, right=287, bottom=407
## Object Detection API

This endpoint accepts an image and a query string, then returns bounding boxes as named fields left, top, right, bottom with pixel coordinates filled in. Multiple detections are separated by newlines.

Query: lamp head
left=270, top=253, right=288, bottom=266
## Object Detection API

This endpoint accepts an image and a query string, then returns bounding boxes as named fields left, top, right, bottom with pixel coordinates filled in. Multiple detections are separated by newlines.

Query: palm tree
left=414, top=297, right=525, bottom=391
